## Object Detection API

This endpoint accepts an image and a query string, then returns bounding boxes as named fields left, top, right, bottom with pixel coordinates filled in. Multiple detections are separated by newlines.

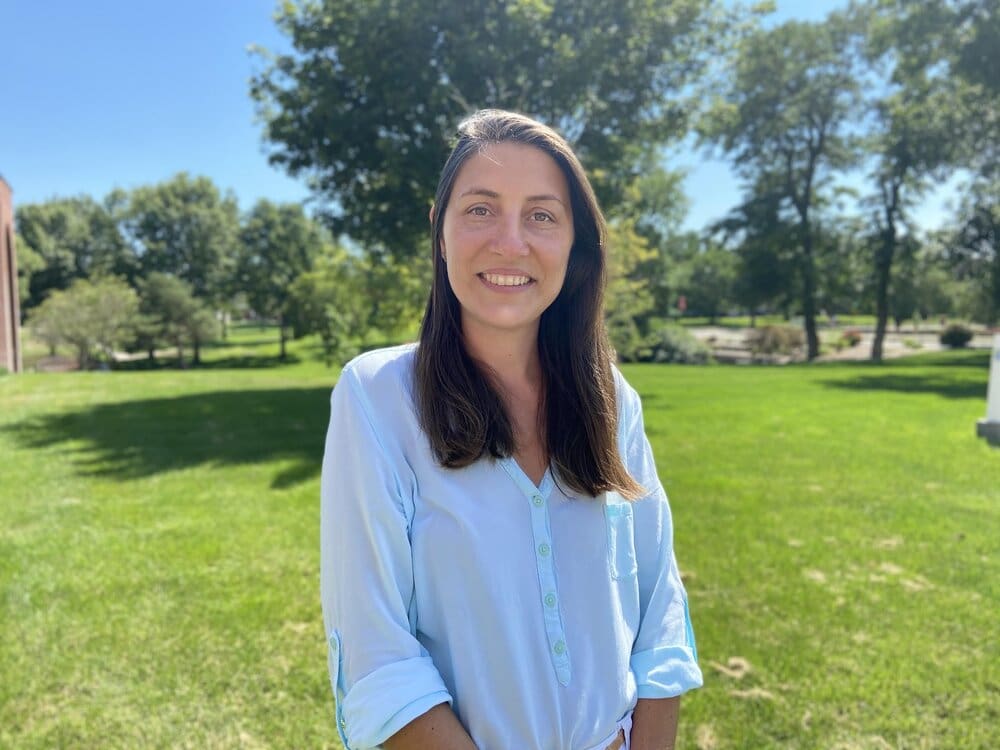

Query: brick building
left=0, top=175, right=22, bottom=373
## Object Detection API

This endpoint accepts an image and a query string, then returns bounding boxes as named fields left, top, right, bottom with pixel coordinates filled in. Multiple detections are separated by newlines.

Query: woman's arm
left=629, top=697, right=680, bottom=750
left=383, top=704, right=478, bottom=750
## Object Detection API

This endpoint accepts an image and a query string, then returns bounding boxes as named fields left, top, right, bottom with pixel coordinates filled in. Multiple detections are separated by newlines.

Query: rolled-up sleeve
left=321, top=367, right=452, bottom=749
left=618, top=379, right=704, bottom=699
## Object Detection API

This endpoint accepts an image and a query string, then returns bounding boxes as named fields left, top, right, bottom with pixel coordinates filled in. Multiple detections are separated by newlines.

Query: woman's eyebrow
left=458, top=187, right=565, bottom=206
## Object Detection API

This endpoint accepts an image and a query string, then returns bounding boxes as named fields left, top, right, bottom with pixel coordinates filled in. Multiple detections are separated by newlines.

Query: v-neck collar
left=499, top=456, right=554, bottom=499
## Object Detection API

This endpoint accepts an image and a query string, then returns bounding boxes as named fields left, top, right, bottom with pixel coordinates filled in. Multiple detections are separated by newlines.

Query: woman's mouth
left=478, top=272, right=534, bottom=287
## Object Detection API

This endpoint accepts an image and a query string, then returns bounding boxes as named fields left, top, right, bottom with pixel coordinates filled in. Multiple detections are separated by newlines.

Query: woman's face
left=440, top=142, right=574, bottom=343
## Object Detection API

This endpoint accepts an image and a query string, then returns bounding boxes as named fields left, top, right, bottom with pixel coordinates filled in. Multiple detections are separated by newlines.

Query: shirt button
left=553, top=640, right=566, bottom=655
left=532, top=495, right=543, bottom=507
left=544, top=593, right=556, bottom=608
left=538, top=543, right=550, bottom=557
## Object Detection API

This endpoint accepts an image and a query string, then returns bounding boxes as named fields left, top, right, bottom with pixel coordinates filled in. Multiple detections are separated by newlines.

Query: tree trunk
left=147, top=347, right=155, bottom=362
left=871, top=197, right=898, bottom=362
left=177, top=344, right=185, bottom=369
left=801, top=228, right=820, bottom=360
left=871, top=252, right=892, bottom=362
left=193, top=340, right=201, bottom=366
left=279, top=315, right=287, bottom=361
left=221, top=311, right=228, bottom=341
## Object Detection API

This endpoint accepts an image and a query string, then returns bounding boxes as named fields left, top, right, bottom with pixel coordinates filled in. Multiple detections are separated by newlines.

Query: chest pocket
left=605, top=494, right=638, bottom=580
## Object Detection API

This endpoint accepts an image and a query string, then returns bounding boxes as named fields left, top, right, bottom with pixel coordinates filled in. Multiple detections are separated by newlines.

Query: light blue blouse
left=320, top=344, right=702, bottom=750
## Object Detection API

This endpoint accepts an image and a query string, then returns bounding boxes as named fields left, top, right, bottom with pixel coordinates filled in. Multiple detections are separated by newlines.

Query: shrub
left=645, top=324, right=713, bottom=364
left=745, top=325, right=806, bottom=356
left=841, top=329, right=862, bottom=347
left=940, top=323, right=974, bottom=349
left=607, top=313, right=647, bottom=363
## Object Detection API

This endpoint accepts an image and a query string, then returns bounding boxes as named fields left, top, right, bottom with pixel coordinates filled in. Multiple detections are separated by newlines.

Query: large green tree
left=701, top=15, right=861, bottom=358
left=116, top=174, right=240, bottom=310
left=870, top=0, right=999, bottom=325
left=860, top=3, right=964, bottom=360
left=236, top=200, right=325, bottom=359
left=15, top=196, right=135, bottom=309
left=250, top=0, right=721, bottom=258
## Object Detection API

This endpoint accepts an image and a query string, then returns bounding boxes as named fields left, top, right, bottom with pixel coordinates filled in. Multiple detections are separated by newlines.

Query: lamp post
left=977, top=334, right=1000, bottom=447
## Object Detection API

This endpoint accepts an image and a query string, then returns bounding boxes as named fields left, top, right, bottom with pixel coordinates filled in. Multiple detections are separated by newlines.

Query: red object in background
left=677, top=295, right=687, bottom=314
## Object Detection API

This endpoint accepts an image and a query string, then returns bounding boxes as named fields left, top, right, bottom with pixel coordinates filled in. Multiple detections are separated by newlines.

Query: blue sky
left=2, top=0, right=957, bottom=234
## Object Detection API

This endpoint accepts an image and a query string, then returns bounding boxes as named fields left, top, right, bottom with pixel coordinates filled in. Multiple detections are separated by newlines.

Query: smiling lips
left=479, top=272, right=534, bottom=287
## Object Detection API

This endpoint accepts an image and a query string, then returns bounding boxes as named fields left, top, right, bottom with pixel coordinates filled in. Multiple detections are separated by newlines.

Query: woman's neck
left=462, top=321, right=542, bottom=396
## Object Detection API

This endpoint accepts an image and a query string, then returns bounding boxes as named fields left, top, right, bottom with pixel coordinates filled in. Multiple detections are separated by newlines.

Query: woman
left=321, top=110, right=702, bottom=750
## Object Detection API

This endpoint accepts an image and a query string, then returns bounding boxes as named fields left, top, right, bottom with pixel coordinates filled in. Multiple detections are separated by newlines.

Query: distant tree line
left=14, top=0, right=998, bottom=367
left=15, top=174, right=411, bottom=368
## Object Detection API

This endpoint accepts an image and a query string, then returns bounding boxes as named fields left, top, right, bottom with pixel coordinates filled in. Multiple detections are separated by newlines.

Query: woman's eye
left=532, top=211, right=554, bottom=222
left=469, top=206, right=490, bottom=216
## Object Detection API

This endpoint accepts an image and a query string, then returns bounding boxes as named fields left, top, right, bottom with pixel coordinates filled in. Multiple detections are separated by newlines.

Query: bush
left=940, top=323, right=974, bottom=349
left=644, top=324, right=713, bottom=364
left=745, top=325, right=806, bottom=356
left=841, top=329, right=862, bottom=347
left=607, top=313, right=648, bottom=363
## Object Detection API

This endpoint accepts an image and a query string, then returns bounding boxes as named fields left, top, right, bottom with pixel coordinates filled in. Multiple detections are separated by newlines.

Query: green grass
left=1, top=329, right=998, bottom=749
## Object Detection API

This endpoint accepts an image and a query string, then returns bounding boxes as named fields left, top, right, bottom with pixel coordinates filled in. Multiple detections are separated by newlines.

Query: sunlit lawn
left=1, top=327, right=997, bottom=748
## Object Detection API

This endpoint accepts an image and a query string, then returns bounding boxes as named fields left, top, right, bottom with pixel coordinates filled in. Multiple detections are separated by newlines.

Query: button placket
left=499, top=459, right=572, bottom=686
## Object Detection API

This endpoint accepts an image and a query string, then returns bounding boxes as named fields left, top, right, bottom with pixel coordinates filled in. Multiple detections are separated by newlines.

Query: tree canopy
left=250, top=0, right=721, bottom=257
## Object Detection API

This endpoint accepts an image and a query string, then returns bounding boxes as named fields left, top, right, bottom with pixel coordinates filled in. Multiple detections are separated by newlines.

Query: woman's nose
left=492, top=215, right=529, bottom=255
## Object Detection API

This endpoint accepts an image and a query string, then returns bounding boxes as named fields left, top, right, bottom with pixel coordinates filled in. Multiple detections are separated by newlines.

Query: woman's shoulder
left=333, top=344, right=421, bottom=432
left=339, top=342, right=418, bottom=392
left=611, top=363, right=641, bottom=416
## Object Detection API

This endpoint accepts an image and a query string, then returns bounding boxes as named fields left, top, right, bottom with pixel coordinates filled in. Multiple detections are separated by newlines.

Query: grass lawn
left=1, top=327, right=997, bottom=749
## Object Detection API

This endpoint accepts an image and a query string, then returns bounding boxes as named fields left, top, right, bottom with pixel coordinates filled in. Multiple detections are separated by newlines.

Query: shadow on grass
left=807, top=349, right=991, bottom=370
left=3, top=388, right=332, bottom=488
left=114, top=353, right=305, bottom=371
left=815, top=350, right=990, bottom=400
left=819, top=373, right=986, bottom=400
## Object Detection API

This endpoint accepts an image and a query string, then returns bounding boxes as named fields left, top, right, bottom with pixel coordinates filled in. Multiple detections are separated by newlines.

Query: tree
left=701, top=15, right=861, bottom=358
left=287, top=248, right=368, bottom=367
left=117, top=174, right=239, bottom=313
left=604, top=218, right=657, bottom=360
left=14, top=232, right=45, bottom=307
left=358, top=252, right=431, bottom=340
left=250, top=0, right=722, bottom=258
left=949, top=180, right=1000, bottom=325
left=858, top=2, right=963, bottom=360
left=15, top=196, right=134, bottom=309
left=137, top=272, right=218, bottom=367
left=868, top=0, right=998, bottom=326
left=236, top=200, right=325, bottom=359
left=677, top=244, right=737, bottom=324
left=711, top=186, right=797, bottom=324
left=26, top=276, right=139, bottom=369
left=874, top=0, right=998, bottom=179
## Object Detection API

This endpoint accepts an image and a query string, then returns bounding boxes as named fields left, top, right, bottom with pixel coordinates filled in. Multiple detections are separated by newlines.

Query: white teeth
left=482, top=273, right=531, bottom=287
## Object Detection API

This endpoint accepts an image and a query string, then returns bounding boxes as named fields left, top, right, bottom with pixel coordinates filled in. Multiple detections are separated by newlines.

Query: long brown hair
left=415, top=109, right=643, bottom=500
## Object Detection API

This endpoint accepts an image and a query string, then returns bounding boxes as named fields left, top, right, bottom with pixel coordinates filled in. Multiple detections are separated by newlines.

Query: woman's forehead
left=451, top=142, right=570, bottom=200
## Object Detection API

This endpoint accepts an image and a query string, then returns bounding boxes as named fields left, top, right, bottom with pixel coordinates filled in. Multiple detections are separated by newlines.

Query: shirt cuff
left=631, top=644, right=704, bottom=699
left=341, top=656, right=453, bottom=748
